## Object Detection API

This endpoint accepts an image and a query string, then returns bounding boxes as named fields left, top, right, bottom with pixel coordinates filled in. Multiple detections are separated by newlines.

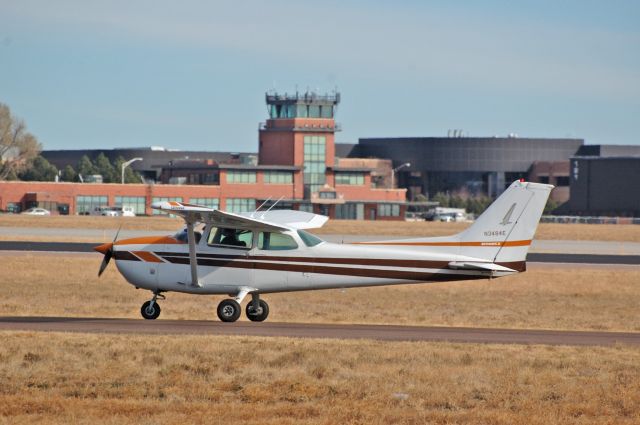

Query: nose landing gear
left=141, top=292, right=165, bottom=320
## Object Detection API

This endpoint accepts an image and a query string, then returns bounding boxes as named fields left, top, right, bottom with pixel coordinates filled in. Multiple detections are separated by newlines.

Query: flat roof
left=218, top=164, right=301, bottom=171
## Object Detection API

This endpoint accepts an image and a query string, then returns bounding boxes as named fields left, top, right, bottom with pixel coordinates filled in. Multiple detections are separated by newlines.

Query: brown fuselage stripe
left=157, top=255, right=491, bottom=282
left=153, top=251, right=525, bottom=272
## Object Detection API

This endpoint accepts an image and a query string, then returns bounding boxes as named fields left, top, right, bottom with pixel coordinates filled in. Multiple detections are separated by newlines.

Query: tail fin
left=457, top=180, right=553, bottom=268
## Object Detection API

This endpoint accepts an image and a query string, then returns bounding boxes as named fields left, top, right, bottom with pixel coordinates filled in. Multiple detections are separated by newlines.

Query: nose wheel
left=141, top=292, right=164, bottom=320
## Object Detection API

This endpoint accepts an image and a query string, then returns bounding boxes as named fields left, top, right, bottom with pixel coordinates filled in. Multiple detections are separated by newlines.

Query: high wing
left=151, top=201, right=328, bottom=231
left=150, top=201, right=328, bottom=288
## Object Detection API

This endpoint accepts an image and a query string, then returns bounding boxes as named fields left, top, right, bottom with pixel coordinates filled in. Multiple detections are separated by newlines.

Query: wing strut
left=186, top=221, right=202, bottom=287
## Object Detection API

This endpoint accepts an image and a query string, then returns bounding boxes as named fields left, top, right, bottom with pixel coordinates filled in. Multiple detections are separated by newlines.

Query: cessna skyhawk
left=95, top=180, right=553, bottom=322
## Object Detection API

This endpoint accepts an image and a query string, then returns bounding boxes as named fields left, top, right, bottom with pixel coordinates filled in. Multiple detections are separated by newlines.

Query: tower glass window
left=303, top=135, right=326, bottom=196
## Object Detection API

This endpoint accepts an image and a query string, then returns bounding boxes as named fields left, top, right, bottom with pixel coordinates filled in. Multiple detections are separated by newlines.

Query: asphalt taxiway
left=0, top=316, right=638, bottom=346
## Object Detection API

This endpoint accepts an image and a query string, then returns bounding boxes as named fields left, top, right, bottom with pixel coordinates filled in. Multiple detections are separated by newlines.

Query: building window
left=226, top=171, right=257, bottom=184
left=377, top=204, right=400, bottom=217
left=303, top=135, right=326, bottom=195
left=263, top=171, right=293, bottom=184
left=114, top=196, right=146, bottom=215
left=320, top=105, right=333, bottom=118
left=555, top=176, right=570, bottom=187
left=336, top=203, right=364, bottom=220
left=318, top=191, right=336, bottom=199
left=298, top=204, right=314, bottom=213
left=201, top=172, right=219, bottom=185
left=308, top=105, right=320, bottom=118
left=538, top=176, right=550, bottom=184
left=76, top=195, right=108, bottom=215
left=335, top=172, right=365, bottom=185
left=152, top=197, right=183, bottom=215
left=226, top=198, right=256, bottom=214
left=6, top=202, right=22, bottom=213
left=189, top=198, right=219, bottom=209
left=296, top=104, right=308, bottom=118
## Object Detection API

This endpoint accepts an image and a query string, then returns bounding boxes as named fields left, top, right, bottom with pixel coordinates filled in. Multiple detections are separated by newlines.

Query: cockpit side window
left=258, top=232, right=298, bottom=250
left=207, top=227, right=253, bottom=249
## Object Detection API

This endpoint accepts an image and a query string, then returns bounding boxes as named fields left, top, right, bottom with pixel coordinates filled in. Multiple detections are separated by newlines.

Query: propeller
left=95, top=226, right=121, bottom=277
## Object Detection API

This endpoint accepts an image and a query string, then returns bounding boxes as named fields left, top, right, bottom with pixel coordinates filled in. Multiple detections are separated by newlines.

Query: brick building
left=0, top=91, right=407, bottom=220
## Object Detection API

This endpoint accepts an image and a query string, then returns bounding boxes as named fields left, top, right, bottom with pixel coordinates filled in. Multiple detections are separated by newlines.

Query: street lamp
left=391, top=162, right=411, bottom=189
left=122, top=157, right=143, bottom=184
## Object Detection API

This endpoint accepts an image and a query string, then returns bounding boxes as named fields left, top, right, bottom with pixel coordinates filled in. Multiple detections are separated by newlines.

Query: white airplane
left=95, top=180, right=553, bottom=322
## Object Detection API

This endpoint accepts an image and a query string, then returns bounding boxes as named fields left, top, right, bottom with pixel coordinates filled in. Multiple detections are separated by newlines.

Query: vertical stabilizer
left=457, top=180, right=553, bottom=266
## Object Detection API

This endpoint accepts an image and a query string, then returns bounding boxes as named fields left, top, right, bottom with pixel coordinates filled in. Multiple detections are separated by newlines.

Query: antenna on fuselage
left=260, top=196, right=284, bottom=219
left=252, top=197, right=272, bottom=218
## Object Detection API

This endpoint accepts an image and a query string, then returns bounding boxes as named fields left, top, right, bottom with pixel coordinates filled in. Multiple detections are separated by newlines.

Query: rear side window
left=258, top=232, right=298, bottom=250
left=297, top=230, right=324, bottom=247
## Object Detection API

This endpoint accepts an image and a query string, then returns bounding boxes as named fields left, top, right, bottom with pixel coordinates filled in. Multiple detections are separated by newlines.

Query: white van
left=89, top=206, right=119, bottom=217
left=88, top=206, right=136, bottom=217
left=117, top=206, right=136, bottom=217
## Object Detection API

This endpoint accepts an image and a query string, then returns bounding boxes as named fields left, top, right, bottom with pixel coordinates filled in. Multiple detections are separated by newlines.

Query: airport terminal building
left=338, top=136, right=584, bottom=200
left=0, top=92, right=407, bottom=219
left=2, top=91, right=638, bottom=218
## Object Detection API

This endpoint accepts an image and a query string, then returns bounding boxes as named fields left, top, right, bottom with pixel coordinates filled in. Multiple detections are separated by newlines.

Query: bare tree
left=0, top=103, right=41, bottom=180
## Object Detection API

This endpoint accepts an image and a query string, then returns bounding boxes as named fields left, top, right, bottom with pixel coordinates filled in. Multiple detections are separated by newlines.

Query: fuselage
left=107, top=227, right=515, bottom=296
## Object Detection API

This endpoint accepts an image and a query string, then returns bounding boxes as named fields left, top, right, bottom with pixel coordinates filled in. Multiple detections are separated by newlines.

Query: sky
left=0, top=0, right=639, bottom=152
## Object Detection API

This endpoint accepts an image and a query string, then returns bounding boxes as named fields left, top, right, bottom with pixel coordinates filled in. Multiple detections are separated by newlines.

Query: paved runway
left=1, top=316, right=638, bottom=346
left=0, top=241, right=638, bottom=265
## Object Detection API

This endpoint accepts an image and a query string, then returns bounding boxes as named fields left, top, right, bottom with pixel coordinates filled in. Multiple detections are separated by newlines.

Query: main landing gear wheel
left=217, top=299, right=241, bottom=323
left=246, top=299, right=269, bottom=322
left=141, top=300, right=161, bottom=320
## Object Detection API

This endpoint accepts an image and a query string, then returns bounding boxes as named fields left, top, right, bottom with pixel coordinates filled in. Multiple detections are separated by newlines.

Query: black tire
left=217, top=299, right=241, bottom=322
left=246, top=299, right=269, bottom=322
left=141, top=300, right=161, bottom=320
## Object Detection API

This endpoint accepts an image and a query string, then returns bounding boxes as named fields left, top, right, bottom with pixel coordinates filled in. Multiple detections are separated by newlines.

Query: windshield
left=172, top=225, right=204, bottom=244
left=297, top=230, right=324, bottom=247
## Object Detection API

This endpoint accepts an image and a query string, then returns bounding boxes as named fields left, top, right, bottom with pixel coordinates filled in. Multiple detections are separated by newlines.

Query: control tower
left=259, top=91, right=340, bottom=197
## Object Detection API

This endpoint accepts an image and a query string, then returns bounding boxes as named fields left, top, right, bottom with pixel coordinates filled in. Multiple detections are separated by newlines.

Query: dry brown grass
left=1, top=254, right=638, bottom=332
left=2, top=214, right=640, bottom=241
left=0, top=214, right=181, bottom=231
left=0, top=331, right=639, bottom=424
left=317, top=221, right=640, bottom=242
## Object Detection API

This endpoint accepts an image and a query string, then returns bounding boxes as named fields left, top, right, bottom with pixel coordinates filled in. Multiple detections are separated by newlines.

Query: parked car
left=433, top=212, right=467, bottom=222
left=111, top=206, right=136, bottom=217
left=89, top=206, right=119, bottom=217
left=21, top=207, right=51, bottom=216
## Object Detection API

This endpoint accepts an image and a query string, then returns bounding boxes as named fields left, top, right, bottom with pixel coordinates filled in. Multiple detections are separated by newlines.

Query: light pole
left=122, top=157, right=143, bottom=184
left=391, top=162, right=411, bottom=189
